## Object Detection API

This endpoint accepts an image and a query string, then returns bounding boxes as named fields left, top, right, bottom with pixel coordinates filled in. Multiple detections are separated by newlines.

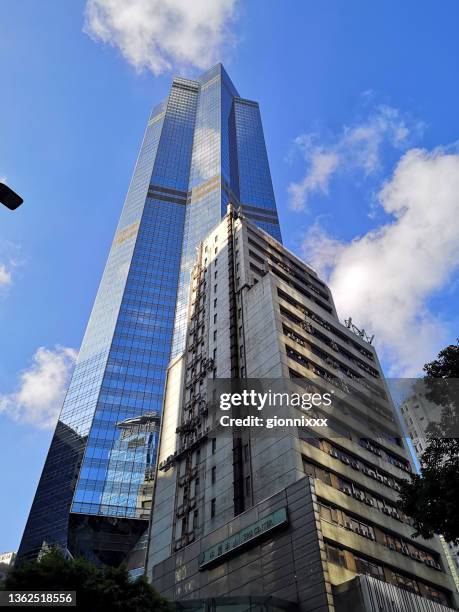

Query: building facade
left=18, top=64, right=281, bottom=565
left=0, top=552, right=16, bottom=585
left=400, top=388, right=442, bottom=457
left=400, top=389, right=459, bottom=587
left=147, top=208, right=458, bottom=611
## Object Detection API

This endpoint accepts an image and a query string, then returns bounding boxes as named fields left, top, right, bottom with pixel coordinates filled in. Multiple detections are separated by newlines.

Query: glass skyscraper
left=18, top=64, right=281, bottom=565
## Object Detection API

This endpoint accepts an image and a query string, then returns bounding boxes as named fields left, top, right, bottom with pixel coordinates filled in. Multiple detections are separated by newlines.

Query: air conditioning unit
left=341, top=457, right=350, bottom=465
left=351, top=461, right=359, bottom=469
left=329, top=450, right=339, bottom=459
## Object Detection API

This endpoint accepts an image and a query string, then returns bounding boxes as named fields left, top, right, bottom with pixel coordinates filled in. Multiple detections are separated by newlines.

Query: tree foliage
left=3, top=550, right=171, bottom=612
left=398, top=339, right=459, bottom=544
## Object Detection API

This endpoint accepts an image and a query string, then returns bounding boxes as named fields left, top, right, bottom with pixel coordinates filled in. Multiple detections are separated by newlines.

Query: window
left=213, top=348, right=217, bottom=361
left=239, top=325, right=243, bottom=337
left=214, top=284, right=217, bottom=293
left=303, top=458, right=331, bottom=486
left=214, top=247, right=218, bottom=254
left=193, top=510, right=198, bottom=529
left=422, top=584, right=446, bottom=605
left=214, top=313, right=217, bottom=323
left=389, top=570, right=420, bottom=596
left=244, top=443, right=249, bottom=462
left=214, top=270, right=218, bottom=279
left=338, top=477, right=353, bottom=494
left=240, top=345, right=244, bottom=357
left=211, top=498, right=216, bottom=518
left=212, top=438, right=216, bottom=454
left=213, top=330, right=217, bottom=342
left=354, top=556, right=384, bottom=581
left=214, top=298, right=217, bottom=308
left=211, top=466, right=216, bottom=484
left=319, top=504, right=332, bottom=522
left=325, top=543, right=346, bottom=567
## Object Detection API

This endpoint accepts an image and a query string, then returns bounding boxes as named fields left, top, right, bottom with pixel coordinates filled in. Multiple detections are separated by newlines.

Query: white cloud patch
left=288, top=106, right=425, bottom=211
left=301, top=146, right=459, bottom=376
left=84, top=0, right=238, bottom=75
left=0, top=346, right=77, bottom=429
left=0, top=263, right=12, bottom=286
left=0, top=242, right=24, bottom=291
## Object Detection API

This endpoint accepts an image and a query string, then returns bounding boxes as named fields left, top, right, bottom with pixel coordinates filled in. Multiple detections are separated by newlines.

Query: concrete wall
left=152, top=477, right=335, bottom=612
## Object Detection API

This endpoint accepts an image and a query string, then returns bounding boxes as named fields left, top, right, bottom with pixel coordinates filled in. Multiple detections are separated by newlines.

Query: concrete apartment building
left=400, top=388, right=442, bottom=457
left=0, top=552, right=16, bottom=585
left=146, top=206, right=458, bottom=612
left=400, top=389, right=459, bottom=586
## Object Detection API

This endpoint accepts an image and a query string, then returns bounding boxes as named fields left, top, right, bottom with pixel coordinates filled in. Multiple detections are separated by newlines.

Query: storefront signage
left=199, top=507, right=288, bottom=569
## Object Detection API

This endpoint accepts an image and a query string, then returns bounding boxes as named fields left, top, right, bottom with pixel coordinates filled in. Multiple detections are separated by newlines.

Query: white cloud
left=0, top=263, right=11, bottom=286
left=301, top=146, right=459, bottom=376
left=84, top=0, right=238, bottom=75
left=0, top=243, right=24, bottom=290
left=288, top=147, right=339, bottom=212
left=0, top=346, right=77, bottom=429
left=288, top=106, right=425, bottom=211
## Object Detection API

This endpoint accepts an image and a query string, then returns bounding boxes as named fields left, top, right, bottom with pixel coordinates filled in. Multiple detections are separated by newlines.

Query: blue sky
left=1, top=0, right=459, bottom=553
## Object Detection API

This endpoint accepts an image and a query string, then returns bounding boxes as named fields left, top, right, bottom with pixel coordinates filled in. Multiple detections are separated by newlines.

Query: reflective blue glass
left=18, top=64, right=281, bottom=565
